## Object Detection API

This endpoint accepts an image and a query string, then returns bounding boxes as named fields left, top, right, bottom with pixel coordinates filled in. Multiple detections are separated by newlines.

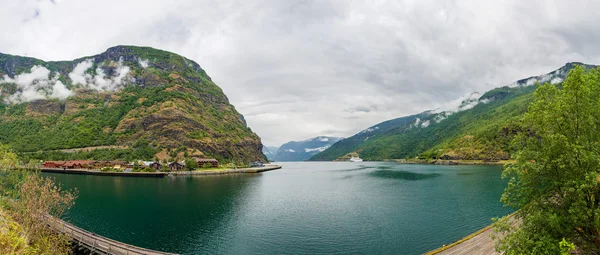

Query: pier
left=46, top=215, right=177, bottom=255
left=40, top=164, right=282, bottom=177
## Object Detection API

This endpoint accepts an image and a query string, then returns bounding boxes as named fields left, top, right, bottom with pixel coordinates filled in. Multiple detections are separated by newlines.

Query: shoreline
left=40, top=164, right=282, bottom=177
left=385, top=159, right=513, bottom=166
left=425, top=212, right=516, bottom=255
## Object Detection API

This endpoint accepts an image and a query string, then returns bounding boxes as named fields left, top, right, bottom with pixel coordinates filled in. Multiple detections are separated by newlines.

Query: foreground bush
left=0, top=145, right=77, bottom=254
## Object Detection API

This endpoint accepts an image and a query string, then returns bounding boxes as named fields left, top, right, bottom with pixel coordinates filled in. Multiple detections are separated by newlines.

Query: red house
left=42, top=161, right=66, bottom=168
left=62, top=161, right=82, bottom=169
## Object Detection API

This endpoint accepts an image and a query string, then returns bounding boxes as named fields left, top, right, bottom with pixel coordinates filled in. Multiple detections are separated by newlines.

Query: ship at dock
left=349, top=156, right=363, bottom=162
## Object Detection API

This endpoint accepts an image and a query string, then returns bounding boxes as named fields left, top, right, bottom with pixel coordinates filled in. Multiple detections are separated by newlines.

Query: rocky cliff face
left=0, top=46, right=265, bottom=163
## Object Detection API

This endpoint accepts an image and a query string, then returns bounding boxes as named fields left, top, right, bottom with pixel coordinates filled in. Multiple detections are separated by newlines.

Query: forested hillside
left=311, top=62, right=594, bottom=161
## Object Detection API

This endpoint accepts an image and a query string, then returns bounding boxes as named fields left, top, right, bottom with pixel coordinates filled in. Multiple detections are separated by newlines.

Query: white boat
left=349, top=156, right=363, bottom=162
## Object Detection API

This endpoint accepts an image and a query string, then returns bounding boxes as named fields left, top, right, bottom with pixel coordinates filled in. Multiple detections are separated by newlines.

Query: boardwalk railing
left=45, top=215, right=178, bottom=255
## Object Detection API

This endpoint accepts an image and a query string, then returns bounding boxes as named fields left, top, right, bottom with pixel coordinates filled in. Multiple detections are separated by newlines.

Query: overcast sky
left=2, top=0, right=599, bottom=146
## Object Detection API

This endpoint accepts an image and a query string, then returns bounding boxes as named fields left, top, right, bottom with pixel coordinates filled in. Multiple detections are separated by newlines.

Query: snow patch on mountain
left=305, top=145, right=331, bottom=152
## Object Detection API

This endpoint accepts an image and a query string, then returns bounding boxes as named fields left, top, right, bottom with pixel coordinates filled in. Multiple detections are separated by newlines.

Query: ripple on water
left=368, top=170, right=441, bottom=181
left=336, top=165, right=376, bottom=172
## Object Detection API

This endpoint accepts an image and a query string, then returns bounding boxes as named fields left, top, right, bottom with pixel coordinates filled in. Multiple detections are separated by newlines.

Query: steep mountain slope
left=0, top=46, right=265, bottom=163
left=262, top=146, right=279, bottom=161
left=311, top=62, right=595, bottom=161
left=272, top=136, right=343, bottom=161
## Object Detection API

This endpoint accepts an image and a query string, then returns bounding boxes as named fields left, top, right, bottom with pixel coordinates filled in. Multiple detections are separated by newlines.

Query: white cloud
left=68, top=58, right=131, bottom=91
left=550, top=77, right=563, bottom=84
left=50, top=79, right=73, bottom=100
left=138, top=58, right=149, bottom=68
left=0, top=65, right=72, bottom=103
left=0, top=0, right=598, bottom=145
left=69, top=59, right=94, bottom=85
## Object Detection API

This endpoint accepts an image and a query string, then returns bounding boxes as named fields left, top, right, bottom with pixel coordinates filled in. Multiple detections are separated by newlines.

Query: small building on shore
left=62, top=162, right=82, bottom=169
left=168, top=162, right=185, bottom=171
left=110, top=160, right=127, bottom=166
left=195, top=158, right=219, bottom=168
left=148, top=162, right=162, bottom=171
left=43, top=161, right=66, bottom=168
left=69, top=160, right=97, bottom=169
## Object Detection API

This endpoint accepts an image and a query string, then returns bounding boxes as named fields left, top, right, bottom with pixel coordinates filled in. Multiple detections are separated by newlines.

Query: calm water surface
left=46, top=162, right=513, bottom=255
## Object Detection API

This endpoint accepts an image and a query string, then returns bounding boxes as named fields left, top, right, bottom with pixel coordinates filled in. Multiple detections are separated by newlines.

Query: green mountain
left=0, top=46, right=265, bottom=163
left=311, top=62, right=596, bottom=161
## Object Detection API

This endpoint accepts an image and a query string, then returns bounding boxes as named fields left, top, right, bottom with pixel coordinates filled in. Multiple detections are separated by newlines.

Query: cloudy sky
left=1, top=0, right=599, bottom=146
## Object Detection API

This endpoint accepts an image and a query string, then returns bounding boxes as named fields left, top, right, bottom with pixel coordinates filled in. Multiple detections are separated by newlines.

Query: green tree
left=494, top=66, right=600, bottom=253
left=0, top=145, right=18, bottom=170
left=133, top=161, right=141, bottom=171
left=184, top=158, right=198, bottom=171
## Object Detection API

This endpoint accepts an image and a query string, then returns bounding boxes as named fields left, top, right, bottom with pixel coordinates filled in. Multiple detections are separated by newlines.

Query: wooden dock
left=46, top=215, right=177, bottom=255
left=171, top=164, right=283, bottom=176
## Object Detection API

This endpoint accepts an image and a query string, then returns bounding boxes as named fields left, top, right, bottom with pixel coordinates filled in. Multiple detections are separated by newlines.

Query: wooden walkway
left=425, top=214, right=518, bottom=255
left=429, top=226, right=500, bottom=255
left=46, top=215, right=178, bottom=255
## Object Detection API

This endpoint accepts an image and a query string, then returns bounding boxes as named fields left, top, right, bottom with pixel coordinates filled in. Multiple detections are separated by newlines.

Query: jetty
left=46, top=215, right=177, bottom=255
left=40, top=164, right=282, bottom=177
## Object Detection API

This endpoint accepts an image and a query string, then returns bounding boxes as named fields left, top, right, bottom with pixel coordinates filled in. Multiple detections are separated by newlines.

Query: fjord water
left=47, top=162, right=512, bottom=255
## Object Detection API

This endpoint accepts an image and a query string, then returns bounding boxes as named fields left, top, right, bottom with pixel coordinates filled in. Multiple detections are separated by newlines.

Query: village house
left=62, top=162, right=82, bottom=169
left=195, top=158, right=219, bottom=168
left=110, top=160, right=127, bottom=166
left=148, top=162, right=162, bottom=171
left=99, top=161, right=114, bottom=168
left=168, top=162, right=185, bottom=171
left=69, top=160, right=97, bottom=169
left=42, top=161, right=66, bottom=168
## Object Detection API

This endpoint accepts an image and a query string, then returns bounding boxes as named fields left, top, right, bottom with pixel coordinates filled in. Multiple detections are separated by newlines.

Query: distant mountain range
left=310, top=62, right=595, bottom=161
left=265, top=136, right=343, bottom=161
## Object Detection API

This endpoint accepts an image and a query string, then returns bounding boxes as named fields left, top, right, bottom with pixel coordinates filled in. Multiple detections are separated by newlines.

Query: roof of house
left=69, top=160, right=97, bottom=164
left=44, top=161, right=66, bottom=164
left=195, top=158, right=218, bottom=162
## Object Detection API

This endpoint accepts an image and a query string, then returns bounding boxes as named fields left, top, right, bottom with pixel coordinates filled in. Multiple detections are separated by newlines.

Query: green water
left=47, top=162, right=513, bottom=255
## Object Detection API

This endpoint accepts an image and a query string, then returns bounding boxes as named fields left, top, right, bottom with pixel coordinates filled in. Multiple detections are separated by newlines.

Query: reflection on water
left=336, top=165, right=377, bottom=172
left=369, top=169, right=441, bottom=180
left=47, top=162, right=513, bottom=255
